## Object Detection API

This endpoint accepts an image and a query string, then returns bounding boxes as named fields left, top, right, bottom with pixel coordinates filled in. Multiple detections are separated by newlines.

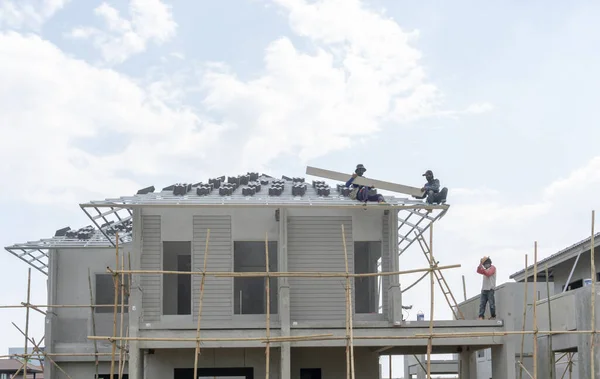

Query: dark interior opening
left=300, top=368, right=322, bottom=379
left=174, top=367, right=254, bottom=379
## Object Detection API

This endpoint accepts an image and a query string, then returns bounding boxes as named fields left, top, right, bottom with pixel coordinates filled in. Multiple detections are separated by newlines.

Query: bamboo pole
left=117, top=254, right=126, bottom=376
left=103, top=265, right=462, bottom=278
left=533, top=242, right=538, bottom=379
left=342, top=224, right=355, bottom=379
left=426, top=224, right=434, bottom=379
left=24, top=268, right=32, bottom=379
left=401, top=271, right=429, bottom=293
left=519, top=254, right=529, bottom=379
left=265, top=232, right=271, bottom=379
left=388, top=354, right=392, bottom=379
left=546, top=264, right=554, bottom=379
left=591, top=209, right=596, bottom=379
left=120, top=252, right=132, bottom=378
left=88, top=269, right=100, bottom=379
left=462, top=275, right=467, bottom=301
left=110, top=233, right=119, bottom=379
left=343, top=224, right=350, bottom=379
left=194, top=229, right=211, bottom=379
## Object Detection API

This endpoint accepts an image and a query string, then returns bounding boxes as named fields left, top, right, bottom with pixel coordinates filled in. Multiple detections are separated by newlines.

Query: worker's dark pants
left=426, top=187, right=448, bottom=204
left=479, top=289, right=496, bottom=318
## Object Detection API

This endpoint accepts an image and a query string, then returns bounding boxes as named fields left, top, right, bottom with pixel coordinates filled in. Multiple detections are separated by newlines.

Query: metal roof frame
left=4, top=231, right=132, bottom=276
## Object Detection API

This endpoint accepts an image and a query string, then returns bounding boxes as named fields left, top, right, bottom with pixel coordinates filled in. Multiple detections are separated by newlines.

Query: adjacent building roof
left=510, top=232, right=600, bottom=281
left=0, top=358, right=43, bottom=373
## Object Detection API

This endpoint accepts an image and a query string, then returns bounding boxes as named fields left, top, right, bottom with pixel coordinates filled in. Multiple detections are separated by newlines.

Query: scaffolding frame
left=1, top=210, right=597, bottom=379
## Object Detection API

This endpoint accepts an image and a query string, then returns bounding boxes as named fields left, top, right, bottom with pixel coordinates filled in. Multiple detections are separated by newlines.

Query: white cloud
left=0, top=0, right=69, bottom=30
left=201, top=0, right=490, bottom=168
left=0, top=0, right=492, bottom=206
left=68, top=0, right=177, bottom=64
left=0, top=31, right=225, bottom=204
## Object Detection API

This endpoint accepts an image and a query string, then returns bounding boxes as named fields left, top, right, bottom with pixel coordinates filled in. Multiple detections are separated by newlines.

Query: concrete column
left=458, top=348, right=474, bottom=379
left=491, top=342, right=516, bottom=379
left=128, top=208, right=143, bottom=379
left=388, top=285, right=402, bottom=325
left=535, top=335, right=554, bottom=379
left=278, top=208, right=291, bottom=379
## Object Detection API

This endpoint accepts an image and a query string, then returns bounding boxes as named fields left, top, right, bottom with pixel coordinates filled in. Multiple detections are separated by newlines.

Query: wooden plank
left=306, top=166, right=423, bottom=197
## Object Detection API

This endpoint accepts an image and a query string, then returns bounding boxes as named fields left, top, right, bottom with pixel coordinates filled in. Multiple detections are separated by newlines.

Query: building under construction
left=3, top=170, right=598, bottom=378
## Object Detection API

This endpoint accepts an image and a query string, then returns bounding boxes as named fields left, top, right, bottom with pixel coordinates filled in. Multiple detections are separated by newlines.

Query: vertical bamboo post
left=426, top=224, right=434, bottom=379
left=265, top=232, right=271, bottom=379
left=591, top=210, right=596, bottom=378
left=194, top=229, right=211, bottom=379
left=118, top=254, right=126, bottom=376
left=110, top=233, right=119, bottom=379
left=519, top=254, right=529, bottom=379
left=388, top=354, right=392, bottom=379
left=546, top=264, right=554, bottom=379
left=88, top=269, right=99, bottom=379
left=462, top=275, right=467, bottom=301
left=24, top=267, right=32, bottom=379
left=533, top=242, right=538, bottom=379
left=342, top=224, right=355, bottom=379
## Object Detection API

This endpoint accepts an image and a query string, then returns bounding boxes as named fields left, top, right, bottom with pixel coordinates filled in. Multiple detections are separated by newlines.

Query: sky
left=1, top=0, right=599, bottom=376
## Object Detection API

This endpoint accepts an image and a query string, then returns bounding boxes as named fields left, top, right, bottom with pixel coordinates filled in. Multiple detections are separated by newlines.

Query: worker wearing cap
left=345, top=164, right=386, bottom=203
left=414, top=170, right=448, bottom=204
left=477, top=256, right=497, bottom=320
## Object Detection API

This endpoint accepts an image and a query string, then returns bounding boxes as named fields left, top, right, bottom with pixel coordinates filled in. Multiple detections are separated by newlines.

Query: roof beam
left=306, top=166, right=423, bottom=197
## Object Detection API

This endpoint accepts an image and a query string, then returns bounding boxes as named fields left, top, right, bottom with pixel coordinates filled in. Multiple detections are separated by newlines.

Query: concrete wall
left=137, top=207, right=390, bottom=329
left=53, top=361, right=128, bottom=378
left=50, top=246, right=130, bottom=348
left=458, top=282, right=552, bottom=379
left=291, top=347, right=379, bottom=379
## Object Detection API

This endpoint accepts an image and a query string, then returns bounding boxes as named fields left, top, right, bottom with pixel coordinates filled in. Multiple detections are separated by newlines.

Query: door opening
left=300, top=368, right=322, bottom=379
left=174, top=368, right=253, bottom=379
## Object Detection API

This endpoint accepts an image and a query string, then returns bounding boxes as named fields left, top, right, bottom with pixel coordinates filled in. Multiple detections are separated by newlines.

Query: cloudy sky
left=1, top=0, right=599, bottom=375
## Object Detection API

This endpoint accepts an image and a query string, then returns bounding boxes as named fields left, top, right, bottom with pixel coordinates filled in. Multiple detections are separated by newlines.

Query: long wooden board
left=305, top=166, right=424, bottom=197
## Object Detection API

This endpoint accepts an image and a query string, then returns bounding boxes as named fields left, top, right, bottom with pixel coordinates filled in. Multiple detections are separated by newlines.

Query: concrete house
left=456, top=231, right=600, bottom=379
left=6, top=173, right=508, bottom=379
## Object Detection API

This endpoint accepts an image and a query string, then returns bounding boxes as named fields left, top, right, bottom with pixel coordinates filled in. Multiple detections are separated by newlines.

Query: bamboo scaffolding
left=533, top=242, right=538, bottom=379
left=24, top=268, right=31, bottom=379
left=193, top=229, right=211, bottom=379
left=426, top=224, right=435, bottom=379
left=117, top=254, right=126, bottom=377
left=5, top=210, right=600, bottom=379
left=462, top=275, right=467, bottom=301
left=265, top=232, right=271, bottom=379
left=591, top=209, right=596, bottom=379
left=342, top=224, right=355, bottom=379
left=88, top=268, right=100, bottom=379
left=546, top=264, right=554, bottom=379
left=104, top=265, right=462, bottom=278
left=109, top=234, right=120, bottom=379
left=519, top=254, right=529, bottom=379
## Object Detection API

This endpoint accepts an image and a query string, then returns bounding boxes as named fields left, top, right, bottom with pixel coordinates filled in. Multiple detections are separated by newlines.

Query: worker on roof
left=413, top=170, right=448, bottom=204
left=345, top=164, right=386, bottom=204
left=477, top=256, right=497, bottom=320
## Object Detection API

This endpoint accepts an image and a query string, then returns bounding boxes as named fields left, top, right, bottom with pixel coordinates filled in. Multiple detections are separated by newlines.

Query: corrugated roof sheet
left=82, top=174, right=443, bottom=208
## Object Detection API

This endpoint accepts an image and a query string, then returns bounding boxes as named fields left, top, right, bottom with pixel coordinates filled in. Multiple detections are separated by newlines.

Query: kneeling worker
left=414, top=169, right=448, bottom=204
left=345, top=164, right=386, bottom=203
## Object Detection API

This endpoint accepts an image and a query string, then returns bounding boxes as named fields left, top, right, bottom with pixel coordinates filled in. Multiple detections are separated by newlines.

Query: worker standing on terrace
left=477, top=256, right=497, bottom=320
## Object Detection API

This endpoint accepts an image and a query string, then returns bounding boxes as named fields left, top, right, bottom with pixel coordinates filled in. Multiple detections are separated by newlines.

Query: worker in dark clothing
left=345, top=164, right=386, bottom=203
left=414, top=170, right=448, bottom=204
